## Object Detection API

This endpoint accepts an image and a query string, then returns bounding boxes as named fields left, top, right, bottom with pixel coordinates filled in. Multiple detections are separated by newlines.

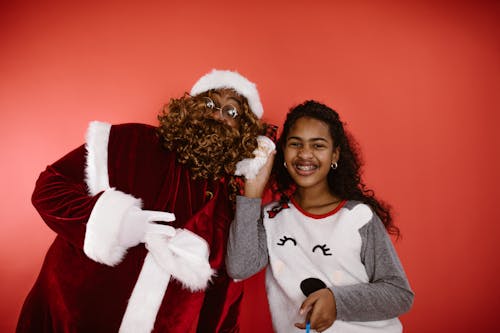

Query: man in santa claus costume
left=16, top=69, right=275, bottom=333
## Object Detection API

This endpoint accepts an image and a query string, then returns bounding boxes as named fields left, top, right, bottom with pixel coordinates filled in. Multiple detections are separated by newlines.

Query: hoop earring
left=284, top=161, right=288, bottom=168
left=331, top=162, right=338, bottom=170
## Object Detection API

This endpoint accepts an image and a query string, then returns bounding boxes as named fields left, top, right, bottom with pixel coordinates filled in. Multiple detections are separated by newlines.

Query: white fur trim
left=146, top=229, right=215, bottom=291
left=235, top=135, right=276, bottom=179
left=190, top=69, right=264, bottom=119
left=85, top=121, right=112, bottom=195
left=119, top=253, right=170, bottom=333
left=119, top=229, right=214, bottom=333
left=83, top=188, right=142, bottom=266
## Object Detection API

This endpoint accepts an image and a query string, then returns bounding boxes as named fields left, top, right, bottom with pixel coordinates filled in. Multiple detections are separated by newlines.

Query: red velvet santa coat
left=16, top=122, right=243, bottom=333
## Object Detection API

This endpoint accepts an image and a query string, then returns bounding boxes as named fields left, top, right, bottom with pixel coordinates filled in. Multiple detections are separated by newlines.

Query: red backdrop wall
left=1, top=1, right=499, bottom=332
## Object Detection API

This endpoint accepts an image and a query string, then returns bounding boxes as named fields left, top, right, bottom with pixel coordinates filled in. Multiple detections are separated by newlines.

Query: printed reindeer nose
left=300, top=277, right=327, bottom=296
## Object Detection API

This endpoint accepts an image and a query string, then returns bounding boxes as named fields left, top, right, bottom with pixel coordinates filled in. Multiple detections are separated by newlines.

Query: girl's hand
left=243, top=150, right=275, bottom=198
left=294, top=288, right=337, bottom=332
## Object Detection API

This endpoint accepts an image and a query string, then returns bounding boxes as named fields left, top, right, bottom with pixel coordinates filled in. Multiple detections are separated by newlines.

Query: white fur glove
left=235, top=135, right=276, bottom=180
left=119, top=206, right=176, bottom=248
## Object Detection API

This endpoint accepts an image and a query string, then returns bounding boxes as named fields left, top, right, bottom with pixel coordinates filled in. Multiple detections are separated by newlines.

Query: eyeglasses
left=203, top=97, right=239, bottom=119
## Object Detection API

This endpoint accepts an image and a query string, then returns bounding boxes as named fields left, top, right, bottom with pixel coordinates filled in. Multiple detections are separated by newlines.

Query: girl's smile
left=293, top=160, right=319, bottom=175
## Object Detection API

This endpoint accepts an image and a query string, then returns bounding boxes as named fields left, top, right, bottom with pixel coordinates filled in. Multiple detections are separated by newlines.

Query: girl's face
left=284, top=117, right=339, bottom=192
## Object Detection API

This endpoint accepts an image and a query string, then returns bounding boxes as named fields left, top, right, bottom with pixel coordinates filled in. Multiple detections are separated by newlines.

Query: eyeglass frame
left=202, top=96, right=240, bottom=120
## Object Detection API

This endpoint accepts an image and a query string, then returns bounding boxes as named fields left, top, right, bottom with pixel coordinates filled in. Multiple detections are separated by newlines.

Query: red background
left=1, top=1, right=499, bottom=332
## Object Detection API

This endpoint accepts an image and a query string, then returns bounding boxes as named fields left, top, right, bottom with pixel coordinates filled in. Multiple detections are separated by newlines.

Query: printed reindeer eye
left=277, top=236, right=297, bottom=246
left=312, top=244, right=332, bottom=256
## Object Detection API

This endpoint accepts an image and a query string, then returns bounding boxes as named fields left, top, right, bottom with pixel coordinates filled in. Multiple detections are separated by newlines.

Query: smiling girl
left=226, top=100, right=414, bottom=333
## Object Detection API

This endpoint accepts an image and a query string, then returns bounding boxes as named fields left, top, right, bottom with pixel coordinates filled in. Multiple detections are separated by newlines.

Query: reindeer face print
left=264, top=201, right=369, bottom=302
left=262, top=202, right=379, bottom=333
left=273, top=233, right=343, bottom=297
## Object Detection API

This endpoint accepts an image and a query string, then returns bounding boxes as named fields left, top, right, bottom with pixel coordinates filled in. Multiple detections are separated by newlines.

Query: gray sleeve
left=330, top=215, right=414, bottom=321
left=225, top=195, right=269, bottom=279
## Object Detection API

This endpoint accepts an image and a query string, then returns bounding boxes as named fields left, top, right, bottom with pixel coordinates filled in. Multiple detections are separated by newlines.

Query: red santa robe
left=16, top=121, right=243, bottom=333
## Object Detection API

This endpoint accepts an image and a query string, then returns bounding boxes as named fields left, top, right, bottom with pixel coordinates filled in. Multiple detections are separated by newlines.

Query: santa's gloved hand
left=119, top=206, right=176, bottom=248
left=235, top=135, right=276, bottom=180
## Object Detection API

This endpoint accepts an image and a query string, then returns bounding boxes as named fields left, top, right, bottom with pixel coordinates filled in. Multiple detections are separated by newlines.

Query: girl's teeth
left=296, top=165, right=316, bottom=171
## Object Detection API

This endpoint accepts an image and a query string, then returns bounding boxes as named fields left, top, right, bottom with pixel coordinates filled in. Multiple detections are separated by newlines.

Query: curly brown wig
left=157, top=90, right=264, bottom=201
left=272, top=100, right=399, bottom=237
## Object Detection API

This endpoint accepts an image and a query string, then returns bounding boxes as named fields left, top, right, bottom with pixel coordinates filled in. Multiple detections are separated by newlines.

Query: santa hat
left=190, top=69, right=264, bottom=119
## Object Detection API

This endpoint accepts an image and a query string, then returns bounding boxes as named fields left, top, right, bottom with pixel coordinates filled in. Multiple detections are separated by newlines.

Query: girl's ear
left=331, top=146, right=340, bottom=164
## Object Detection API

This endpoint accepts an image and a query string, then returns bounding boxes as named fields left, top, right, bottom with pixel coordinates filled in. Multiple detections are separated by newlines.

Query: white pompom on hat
left=190, top=69, right=264, bottom=119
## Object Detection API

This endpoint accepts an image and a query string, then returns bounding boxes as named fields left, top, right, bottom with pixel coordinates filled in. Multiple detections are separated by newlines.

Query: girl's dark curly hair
left=157, top=90, right=264, bottom=202
left=273, top=100, right=399, bottom=237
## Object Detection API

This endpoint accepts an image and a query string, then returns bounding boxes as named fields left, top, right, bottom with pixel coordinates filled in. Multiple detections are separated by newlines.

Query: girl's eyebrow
left=287, top=136, right=329, bottom=142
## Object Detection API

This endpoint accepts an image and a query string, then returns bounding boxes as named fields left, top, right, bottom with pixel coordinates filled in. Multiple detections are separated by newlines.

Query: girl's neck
left=293, top=186, right=342, bottom=215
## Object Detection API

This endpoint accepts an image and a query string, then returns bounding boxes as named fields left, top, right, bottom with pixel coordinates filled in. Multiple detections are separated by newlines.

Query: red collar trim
left=290, top=197, right=347, bottom=219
